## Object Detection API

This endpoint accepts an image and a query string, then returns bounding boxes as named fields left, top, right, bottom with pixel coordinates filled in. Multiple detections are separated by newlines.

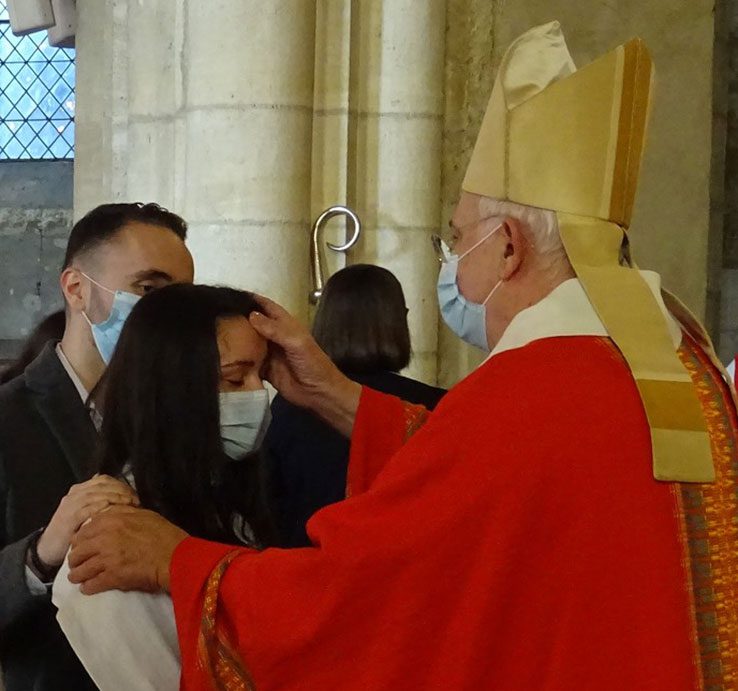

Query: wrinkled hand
left=37, top=475, right=139, bottom=567
left=67, top=506, right=188, bottom=595
left=250, top=295, right=361, bottom=436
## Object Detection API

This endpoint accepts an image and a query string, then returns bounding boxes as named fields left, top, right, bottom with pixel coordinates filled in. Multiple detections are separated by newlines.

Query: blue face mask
left=219, top=389, right=271, bottom=460
left=436, top=223, right=503, bottom=352
left=81, top=273, right=141, bottom=364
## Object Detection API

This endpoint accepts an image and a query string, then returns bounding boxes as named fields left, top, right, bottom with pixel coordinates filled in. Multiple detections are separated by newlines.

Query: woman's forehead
left=217, top=315, right=266, bottom=363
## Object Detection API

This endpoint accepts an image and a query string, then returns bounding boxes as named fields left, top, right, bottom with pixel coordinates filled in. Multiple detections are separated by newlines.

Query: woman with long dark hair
left=53, top=283, right=276, bottom=691
left=266, top=264, right=446, bottom=547
left=94, top=283, right=275, bottom=546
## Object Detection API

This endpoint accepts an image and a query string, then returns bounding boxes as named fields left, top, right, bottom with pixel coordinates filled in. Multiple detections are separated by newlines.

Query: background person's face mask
left=80, top=273, right=140, bottom=364
left=436, top=223, right=503, bottom=351
left=219, top=389, right=271, bottom=460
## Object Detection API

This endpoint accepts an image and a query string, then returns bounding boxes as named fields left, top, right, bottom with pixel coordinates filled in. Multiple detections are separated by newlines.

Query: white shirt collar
left=487, top=271, right=682, bottom=362
left=55, top=342, right=89, bottom=403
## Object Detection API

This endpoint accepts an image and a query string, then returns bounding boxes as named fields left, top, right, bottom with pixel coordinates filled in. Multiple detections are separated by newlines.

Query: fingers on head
left=252, top=294, right=283, bottom=316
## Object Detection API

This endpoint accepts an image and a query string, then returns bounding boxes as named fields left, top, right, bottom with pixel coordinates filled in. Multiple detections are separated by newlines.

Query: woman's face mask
left=219, top=389, right=271, bottom=460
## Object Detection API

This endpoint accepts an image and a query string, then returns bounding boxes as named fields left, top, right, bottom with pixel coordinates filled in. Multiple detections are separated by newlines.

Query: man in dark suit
left=0, top=203, right=194, bottom=691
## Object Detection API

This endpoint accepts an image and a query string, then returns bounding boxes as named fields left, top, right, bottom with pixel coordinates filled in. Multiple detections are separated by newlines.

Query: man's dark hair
left=62, top=202, right=188, bottom=270
left=95, top=284, right=276, bottom=547
left=312, top=264, right=411, bottom=374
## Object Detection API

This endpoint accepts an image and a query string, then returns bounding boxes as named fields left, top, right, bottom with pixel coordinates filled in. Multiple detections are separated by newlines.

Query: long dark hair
left=0, top=311, right=65, bottom=384
left=312, top=264, right=411, bottom=374
left=95, top=284, right=275, bottom=546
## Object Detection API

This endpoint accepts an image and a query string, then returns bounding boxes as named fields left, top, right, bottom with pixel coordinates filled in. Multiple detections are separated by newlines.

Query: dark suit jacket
left=265, top=370, right=446, bottom=548
left=0, top=343, right=98, bottom=691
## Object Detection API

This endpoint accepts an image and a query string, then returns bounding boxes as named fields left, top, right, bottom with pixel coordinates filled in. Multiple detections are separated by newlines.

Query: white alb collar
left=487, top=271, right=682, bottom=362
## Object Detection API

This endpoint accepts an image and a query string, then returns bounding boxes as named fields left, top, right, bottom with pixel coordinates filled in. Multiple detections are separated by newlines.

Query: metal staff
left=309, top=205, right=361, bottom=304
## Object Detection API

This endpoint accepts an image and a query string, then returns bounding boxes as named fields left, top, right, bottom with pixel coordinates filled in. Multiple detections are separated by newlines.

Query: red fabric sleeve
left=346, top=386, right=428, bottom=497
left=170, top=537, right=258, bottom=691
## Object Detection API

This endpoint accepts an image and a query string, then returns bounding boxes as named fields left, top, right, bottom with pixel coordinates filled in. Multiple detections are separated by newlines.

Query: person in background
left=266, top=264, right=445, bottom=547
left=0, top=202, right=193, bottom=691
left=53, top=284, right=276, bottom=691
left=0, top=311, right=65, bottom=385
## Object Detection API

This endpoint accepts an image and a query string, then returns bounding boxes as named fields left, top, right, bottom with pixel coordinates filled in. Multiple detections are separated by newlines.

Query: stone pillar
left=309, top=0, right=352, bottom=282
left=75, top=0, right=317, bottom=317
left=438, top=1, right=497, bottom=387
left=348, top=0, right=447, bottom=384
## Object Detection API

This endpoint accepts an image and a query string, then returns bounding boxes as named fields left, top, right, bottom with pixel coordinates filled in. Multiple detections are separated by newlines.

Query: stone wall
left=0, top=161, right=72, bottom=360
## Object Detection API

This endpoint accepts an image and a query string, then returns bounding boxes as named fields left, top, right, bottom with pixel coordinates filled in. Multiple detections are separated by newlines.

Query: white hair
left=478, top=197, right=571, bottom=275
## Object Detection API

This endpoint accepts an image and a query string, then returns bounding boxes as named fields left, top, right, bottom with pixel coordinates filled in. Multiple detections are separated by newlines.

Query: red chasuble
left=171, top=334, right=738, bottom=690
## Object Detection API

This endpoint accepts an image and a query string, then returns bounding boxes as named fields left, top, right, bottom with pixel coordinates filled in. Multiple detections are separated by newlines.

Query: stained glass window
left=0, top=0, right=75, bottom=159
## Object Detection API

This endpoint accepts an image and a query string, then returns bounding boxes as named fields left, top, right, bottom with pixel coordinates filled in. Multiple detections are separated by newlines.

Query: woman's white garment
left=52, top=555, right=180, bottom=691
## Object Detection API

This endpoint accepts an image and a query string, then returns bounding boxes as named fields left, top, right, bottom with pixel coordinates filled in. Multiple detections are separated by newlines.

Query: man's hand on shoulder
left=35, top=475, right=140, bottom=569
left=67, top=506, right=189, bottom=595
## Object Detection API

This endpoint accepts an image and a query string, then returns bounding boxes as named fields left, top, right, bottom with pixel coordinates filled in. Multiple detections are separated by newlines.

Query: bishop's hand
left=249, top=295, right=361, bottom=437
left=67, top=506, right=188, bottom=595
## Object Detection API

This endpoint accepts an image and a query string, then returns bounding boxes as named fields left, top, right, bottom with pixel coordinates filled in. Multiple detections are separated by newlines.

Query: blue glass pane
left=0, top=75, right=26, bottom=104
left=51, top=47, right=74, bottom=64
left=26, top=134, right=48, bottom=158
left=49, top=126, right=70, bottom=158
left=59, top=62, right=74, bottom=87
left=15, top=64, right=36, bottom=89
left=12, top=92, right=35, bottom=118
left=0, top=123, right=13, bottom=149
left=62, top=120, right=74, bottom=146
left=15, top=122, right=37, bottom=148
left=0, top=25, right=14, bottom=60
left=3, top=137, right=25, bottom=159
left=0, top=14, right=75, bottom=159
left=62, top=95, right=74, bottom=116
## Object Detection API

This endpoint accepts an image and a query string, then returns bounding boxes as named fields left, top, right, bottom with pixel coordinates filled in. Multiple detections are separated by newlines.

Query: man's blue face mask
left=81, top=273, right=140, bottom=364
left=435, top=222, right=504, bottom=352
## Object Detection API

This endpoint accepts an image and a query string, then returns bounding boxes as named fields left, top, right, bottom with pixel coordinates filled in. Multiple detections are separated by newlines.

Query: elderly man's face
left=449, top=192, right=505, bottom=305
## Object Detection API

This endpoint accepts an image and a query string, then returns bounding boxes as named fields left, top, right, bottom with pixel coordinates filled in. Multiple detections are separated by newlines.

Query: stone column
left=75, top=0, right=317, bottom=317
left=309, top=0, right=352, bottom=283
left=438, top=1, right=497, bottom=387
left=348, top=0, right=447, bottom=384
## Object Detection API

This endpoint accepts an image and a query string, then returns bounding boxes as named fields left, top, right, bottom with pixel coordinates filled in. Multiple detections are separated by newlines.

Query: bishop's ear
left=499, top=217, right=528, bottom=280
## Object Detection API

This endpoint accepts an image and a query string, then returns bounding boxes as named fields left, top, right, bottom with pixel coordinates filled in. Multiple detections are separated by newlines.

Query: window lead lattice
left=0, top=0, right=75, bottom=160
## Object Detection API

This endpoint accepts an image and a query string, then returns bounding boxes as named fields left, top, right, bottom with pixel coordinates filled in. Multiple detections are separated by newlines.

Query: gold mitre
left=464, top=21, right=718, bottom=483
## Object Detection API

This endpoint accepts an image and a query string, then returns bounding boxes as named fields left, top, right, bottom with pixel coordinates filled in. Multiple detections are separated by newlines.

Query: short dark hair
left=62, top=202, right=188, bottom=270
left=312, top=264, right=411, bottom=374
left=96, top=284, right=276, bottom=547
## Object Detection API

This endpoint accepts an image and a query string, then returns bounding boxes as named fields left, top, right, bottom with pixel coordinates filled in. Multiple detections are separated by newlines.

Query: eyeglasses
left=430, top=215, right=502, bottom=264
